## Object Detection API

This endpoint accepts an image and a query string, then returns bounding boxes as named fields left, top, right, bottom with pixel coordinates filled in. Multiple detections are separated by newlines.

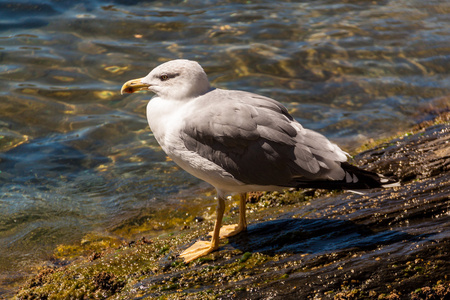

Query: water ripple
left=0, top=0, right=449, bottom=295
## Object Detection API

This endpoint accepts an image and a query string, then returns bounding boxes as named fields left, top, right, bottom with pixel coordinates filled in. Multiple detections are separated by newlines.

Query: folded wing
left=180, top=89, right=359, bottom=188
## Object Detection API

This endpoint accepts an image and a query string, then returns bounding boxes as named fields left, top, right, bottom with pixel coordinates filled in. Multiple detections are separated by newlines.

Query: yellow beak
left=120, top=78, right=150, bottom=95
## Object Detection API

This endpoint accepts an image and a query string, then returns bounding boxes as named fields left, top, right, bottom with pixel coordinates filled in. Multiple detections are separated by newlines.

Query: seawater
left=0, top=0, right=449, bottom=295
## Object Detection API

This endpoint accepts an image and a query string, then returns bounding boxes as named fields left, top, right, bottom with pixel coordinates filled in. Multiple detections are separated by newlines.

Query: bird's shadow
left=226, top=218, right=424, bottom=256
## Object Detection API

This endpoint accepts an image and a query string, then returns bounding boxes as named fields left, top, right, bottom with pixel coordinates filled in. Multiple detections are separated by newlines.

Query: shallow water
left=0, top=0, right=449, bottom=295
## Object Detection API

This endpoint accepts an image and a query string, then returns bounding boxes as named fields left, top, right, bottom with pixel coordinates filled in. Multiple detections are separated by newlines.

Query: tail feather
left=293, top=162, right=399, bottom=190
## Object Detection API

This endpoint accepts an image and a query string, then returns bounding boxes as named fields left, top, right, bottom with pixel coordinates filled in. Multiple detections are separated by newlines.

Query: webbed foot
left=179, top=240, right=217, bottom=262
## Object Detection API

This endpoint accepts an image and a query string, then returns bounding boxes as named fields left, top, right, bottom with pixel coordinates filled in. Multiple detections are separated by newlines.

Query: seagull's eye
left=160, top=74, right=169, bottom=81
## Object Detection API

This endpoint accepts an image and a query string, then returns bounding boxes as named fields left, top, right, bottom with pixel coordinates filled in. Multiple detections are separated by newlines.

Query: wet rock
left=356, top=123, right=450, bottom=181
left=14, top=116, right=449, bottom=300
left=123, top=118, right=448, bottom=299
left=93, top=271, right=125, bottom=294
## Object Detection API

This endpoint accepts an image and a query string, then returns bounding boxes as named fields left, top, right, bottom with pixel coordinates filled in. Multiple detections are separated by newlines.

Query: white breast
left=146, top=97, right=245, bottom=192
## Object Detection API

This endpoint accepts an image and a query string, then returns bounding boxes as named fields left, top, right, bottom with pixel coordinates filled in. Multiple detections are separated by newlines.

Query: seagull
left=121, top=59, right=397, bottom=262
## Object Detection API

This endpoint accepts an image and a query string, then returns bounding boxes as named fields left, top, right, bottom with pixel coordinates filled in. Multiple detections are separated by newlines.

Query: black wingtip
left=293, top=162, right=399, bottom=190
left=341, top=162, right=399, bottom=189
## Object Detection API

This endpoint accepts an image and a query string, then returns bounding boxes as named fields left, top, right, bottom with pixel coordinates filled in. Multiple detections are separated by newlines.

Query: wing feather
left=180, top=89, right=348, bottom=186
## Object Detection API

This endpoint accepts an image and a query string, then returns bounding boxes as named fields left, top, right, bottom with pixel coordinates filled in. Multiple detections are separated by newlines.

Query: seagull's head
left=121, top=59, right=211, bottom=100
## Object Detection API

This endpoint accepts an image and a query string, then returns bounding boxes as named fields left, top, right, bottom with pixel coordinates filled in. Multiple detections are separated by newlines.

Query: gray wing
left=181, top=89, right=348, bottom=186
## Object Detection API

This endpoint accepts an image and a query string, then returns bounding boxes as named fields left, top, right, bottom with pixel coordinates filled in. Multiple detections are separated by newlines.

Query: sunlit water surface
left=0, top=0, right=449, bottom=295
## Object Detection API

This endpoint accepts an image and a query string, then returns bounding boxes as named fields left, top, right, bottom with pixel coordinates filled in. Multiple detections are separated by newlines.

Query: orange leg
left=179, top=194, right=225, bottom=262
left=210, top=193, right=247, bottom=239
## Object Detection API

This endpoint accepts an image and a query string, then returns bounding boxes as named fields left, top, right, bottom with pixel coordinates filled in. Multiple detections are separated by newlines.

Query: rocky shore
left=14, top=111, right=449, bottom=300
